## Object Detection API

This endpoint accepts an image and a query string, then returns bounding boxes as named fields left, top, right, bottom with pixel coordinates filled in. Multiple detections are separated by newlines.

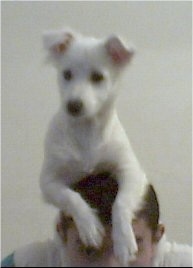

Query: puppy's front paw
left=113, top=218, right=138, bottom=266
left=75, top=209, right=105, bottom=248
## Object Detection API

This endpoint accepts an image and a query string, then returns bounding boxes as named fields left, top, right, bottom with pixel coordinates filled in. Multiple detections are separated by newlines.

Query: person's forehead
left=69, top=222, right=112, bottom=235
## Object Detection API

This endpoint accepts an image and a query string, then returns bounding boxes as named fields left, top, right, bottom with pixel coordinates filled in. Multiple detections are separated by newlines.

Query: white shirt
left=152, top=235, right=192, bottom=267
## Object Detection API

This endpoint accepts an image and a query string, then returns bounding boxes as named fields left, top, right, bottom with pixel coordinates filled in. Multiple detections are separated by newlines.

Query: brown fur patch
left=54, top=33, right=74, bottom=53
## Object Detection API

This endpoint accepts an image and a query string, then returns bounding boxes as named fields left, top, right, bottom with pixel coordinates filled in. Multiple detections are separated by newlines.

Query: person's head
left=57, top=172, right=120, bottom=266
left=129, top=184, right=165, bottom=267
left=57, top=174, right=164, bottom=266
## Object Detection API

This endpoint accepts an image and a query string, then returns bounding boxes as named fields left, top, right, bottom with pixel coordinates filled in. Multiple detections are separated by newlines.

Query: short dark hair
left=73, top=175, right=160, bottom=232
left=60, top=174, right=160, bottom=238
left=72, top=171, right=118, bottom=225
left=58, top=172, right=118, bottom=240
left=135, top=184, right=160, bottom=233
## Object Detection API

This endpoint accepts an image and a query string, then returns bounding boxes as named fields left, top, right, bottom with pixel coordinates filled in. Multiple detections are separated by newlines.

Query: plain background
left=2, top=1, right=192, bottom=258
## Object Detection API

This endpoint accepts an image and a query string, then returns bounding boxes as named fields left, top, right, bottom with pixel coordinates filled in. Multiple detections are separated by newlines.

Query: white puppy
left=41, top=29, right=148, bottom=266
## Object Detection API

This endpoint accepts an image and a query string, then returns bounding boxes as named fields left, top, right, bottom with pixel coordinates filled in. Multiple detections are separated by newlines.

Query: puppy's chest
left=65, top=134, right=111, bottom=178
left=57, top=121, right=118, bottom=181
left=73, top=138, right=103, bottom=174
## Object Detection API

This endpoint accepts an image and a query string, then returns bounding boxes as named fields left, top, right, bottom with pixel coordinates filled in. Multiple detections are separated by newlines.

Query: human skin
left=129, top=218, right=164, bottom=267
left=58, top=218, right=164, bottom=267
left=65, top=225, right=120, bottom=267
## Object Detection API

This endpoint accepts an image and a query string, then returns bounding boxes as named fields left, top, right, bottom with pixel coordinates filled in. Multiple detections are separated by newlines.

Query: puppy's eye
left=63, top=70, right=73, bottom=81
left=90, top=71, right=104, bottom=83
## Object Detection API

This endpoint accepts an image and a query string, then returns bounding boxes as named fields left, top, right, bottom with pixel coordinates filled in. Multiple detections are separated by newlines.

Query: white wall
left=2, top=1, right=192, bottom=258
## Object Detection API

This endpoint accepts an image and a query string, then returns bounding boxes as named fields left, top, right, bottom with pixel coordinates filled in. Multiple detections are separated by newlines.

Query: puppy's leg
left=40, top=174, right=105, bottom=248
left=112, top=166, right=148, bottom=266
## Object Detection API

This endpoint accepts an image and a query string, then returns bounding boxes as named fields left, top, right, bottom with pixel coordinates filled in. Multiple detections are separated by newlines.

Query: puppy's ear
left=43, top=30, right=74, bottom=56
left=105, top=35, right=135, bottom=66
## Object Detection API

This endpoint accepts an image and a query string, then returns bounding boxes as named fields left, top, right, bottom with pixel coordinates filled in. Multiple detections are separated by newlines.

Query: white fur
left=40, top=29, right=148, bottom=266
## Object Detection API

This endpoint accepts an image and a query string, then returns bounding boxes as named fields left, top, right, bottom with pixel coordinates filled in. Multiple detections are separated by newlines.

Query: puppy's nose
left=67, top=99, right=83, bottom=116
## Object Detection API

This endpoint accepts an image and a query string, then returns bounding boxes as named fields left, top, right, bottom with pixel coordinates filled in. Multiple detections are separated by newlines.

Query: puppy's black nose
left=67, top=99, right=83, bottom=116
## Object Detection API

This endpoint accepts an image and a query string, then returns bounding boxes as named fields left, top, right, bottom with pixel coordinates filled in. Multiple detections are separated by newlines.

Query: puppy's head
left=43, top=29, right=135, bottom=119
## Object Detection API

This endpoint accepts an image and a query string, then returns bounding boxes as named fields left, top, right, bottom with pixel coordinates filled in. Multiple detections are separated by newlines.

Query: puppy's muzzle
left=66, top=99, right=83, bottom=116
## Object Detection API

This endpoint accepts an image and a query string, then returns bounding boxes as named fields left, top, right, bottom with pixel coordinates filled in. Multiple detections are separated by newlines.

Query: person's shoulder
left=1, top=253, right=15, bottom=267
left=14, top=239, right=62, bottom=267
left=154, top=236, right=192, bottom=267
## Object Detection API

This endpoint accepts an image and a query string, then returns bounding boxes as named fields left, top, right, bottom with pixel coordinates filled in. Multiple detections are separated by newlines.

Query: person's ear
left=153, top=224, right=165, bottom=243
